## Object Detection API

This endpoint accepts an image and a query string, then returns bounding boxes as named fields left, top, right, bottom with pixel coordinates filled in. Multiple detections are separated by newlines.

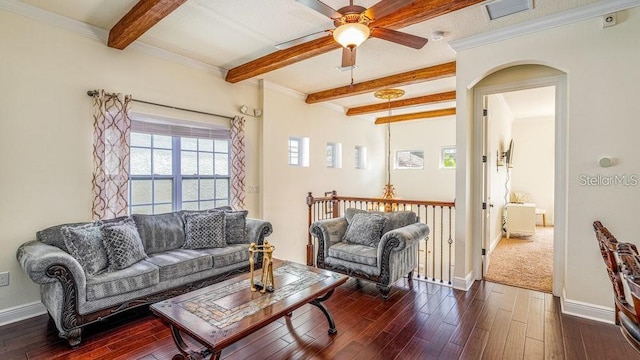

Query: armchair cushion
left=342, top=212, right=387, bottom=247
left=345, top=208, right=418, bottom=235
left=61, top=222, right=108, bottom=276
left=328, top=243, right=377, bottom=266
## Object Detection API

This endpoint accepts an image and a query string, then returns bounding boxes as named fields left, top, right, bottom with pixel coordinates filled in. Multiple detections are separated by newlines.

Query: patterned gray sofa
left=310, top=208, right=429, bottom=299
left=17, top=208, right=272, bottom=346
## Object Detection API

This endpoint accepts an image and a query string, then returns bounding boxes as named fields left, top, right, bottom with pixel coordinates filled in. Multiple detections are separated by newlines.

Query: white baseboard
left=452, top=271, right=475, bottom=291
left=561, top=290, right=615, bottom=324
left=0, top=301, right=47, bottom=326
left=490, top=233, right=502, bottom=253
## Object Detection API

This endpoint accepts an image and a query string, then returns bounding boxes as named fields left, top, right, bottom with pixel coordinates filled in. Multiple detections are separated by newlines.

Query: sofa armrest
left=309, top=218, right=348, bottom=261
left=379, top=222, right=430, bottom=255
left=17, top=240, right=87, bottom=288
left=246, top=218, right=273, bottom=246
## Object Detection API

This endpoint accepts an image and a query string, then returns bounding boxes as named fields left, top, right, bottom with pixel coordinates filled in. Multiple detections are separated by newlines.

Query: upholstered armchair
left=310, top=208, right=429, bottom=299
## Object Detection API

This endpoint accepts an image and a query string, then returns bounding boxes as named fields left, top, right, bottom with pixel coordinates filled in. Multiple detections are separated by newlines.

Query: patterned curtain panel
left=230, top=116, right=246, bottom=210
left=91, top=90, right=132, bottom=220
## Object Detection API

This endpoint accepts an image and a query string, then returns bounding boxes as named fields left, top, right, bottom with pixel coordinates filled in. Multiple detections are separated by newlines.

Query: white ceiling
left=18, top=0, right=601, bottom=118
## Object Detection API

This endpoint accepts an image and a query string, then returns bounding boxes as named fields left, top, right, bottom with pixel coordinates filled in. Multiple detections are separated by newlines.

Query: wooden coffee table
left=150, top=261, right=348, bottom=360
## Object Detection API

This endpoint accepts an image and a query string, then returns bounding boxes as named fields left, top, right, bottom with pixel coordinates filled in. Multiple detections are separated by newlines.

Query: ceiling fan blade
left=275, top=30, right=332, bottom=50
left=342, top=47, right=356, bottom=67
left=364, top=0, right=414, bottom=21
left=371, top=27, right=428, bottom=49
left=296, top=0, right=342, bottom=19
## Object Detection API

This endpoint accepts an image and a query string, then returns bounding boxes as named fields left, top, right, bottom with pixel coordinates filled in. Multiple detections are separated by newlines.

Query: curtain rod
left=86, top=90, right=235, bottom=120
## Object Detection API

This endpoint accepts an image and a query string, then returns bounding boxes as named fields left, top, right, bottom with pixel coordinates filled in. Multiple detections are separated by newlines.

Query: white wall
left=455, top=8, right=640, bottom=315
left=261, top=81, right=384, bottom=264
left=389, top=116, right=456, bottom=201
left=0, top=10, right=262, bottom=313
left=511, top=116, right=555, bottom=225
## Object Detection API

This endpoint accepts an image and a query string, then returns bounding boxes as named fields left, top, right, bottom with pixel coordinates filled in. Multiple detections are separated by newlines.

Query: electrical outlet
left=0, top=272, right=9, bottom=287
left=248, top=186, right=260, bottom=194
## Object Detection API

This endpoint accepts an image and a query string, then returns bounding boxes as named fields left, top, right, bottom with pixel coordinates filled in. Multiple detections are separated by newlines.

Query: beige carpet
left=484, top=226, right=553, bottom=293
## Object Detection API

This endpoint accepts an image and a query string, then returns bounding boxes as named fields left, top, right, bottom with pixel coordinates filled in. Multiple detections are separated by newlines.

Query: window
left=327, top=143, right=336, bottom=168
left=355, top=146, right=367, bottom=169
left=395, top=150, right=424, bottom=169
left=129, top=131, right=230, bottom=215
left=326, top=142, right=342, bottom=168
left=288, top=136, right=310, bottom=167
left=289, top=137, right=302, bottom=166
left=441, top=146, right=456, bottom=169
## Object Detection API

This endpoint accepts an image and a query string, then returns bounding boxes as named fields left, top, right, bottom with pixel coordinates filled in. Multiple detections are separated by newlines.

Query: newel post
left=306, top=192, right=314, bottom=266
left=331, top=190, right=339, bottom=218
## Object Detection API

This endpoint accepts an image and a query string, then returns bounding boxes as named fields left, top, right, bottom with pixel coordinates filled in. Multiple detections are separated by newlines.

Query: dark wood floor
left=1, top=278, right=638, bottom=360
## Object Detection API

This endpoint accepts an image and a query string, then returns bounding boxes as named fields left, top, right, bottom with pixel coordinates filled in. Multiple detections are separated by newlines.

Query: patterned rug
left=484, top=226, right=553, bottom=293
left=178, top=263, right=339, bottom=328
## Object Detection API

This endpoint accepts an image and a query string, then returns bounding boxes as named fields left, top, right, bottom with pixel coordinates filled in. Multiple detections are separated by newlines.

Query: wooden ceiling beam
left=226, top=37, right=341, bottom=84
left=225, top=0, right=483, bottom=83
left=372, top=0, right=484, bottom=29
left=305, top=62, right=455, bottom=104
left=346, top=90, right=456, bottom=116
left=108, top=0, right=187, bottom=50
left=375, top=108, right=456, bottom=124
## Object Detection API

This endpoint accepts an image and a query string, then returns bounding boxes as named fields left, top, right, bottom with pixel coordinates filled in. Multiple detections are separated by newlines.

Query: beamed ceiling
left=18, top=0, right=606, bottom=121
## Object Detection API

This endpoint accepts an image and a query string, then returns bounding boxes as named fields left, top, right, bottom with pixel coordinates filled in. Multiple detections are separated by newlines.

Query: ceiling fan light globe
left=333, top=23, right=370, bottom=48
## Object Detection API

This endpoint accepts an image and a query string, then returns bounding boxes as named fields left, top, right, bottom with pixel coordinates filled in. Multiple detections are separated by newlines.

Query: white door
left=481, top=96, right=492, bottom=276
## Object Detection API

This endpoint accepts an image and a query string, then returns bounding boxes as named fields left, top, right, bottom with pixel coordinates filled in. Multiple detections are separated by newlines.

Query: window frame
left=440, top=146, right=457, bottom=170
left=128, top=132, right=231, bottom=215
left=288, top=137, right=303, bottom=167
left=395, top=150, right=425, bottom=170
left=326, top=142, right=337, bottom=168
left=355, top=145, right=367, bottom=169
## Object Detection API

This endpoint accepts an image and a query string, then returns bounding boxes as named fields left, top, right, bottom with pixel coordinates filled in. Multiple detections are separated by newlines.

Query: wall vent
left=485, top=0, right=533, bottom=20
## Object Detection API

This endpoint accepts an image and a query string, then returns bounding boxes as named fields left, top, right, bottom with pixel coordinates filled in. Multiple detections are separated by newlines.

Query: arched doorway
left=471, top=64, right=567, bottom=297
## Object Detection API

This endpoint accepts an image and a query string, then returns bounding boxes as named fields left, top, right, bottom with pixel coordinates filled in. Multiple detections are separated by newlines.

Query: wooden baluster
left=448, top=206, right=453, bottom=285
left=306, top=192, right=314, bottom=266
left=440, top=206, right=444, bottom=282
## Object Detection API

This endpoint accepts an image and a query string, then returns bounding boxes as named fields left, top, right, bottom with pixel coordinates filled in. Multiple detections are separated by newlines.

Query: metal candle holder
left=249, top=240, right=275, bottom=293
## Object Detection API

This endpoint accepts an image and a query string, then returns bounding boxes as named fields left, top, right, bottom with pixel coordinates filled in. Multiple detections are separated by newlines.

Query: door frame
left=472, top=74, right=567, bottom=297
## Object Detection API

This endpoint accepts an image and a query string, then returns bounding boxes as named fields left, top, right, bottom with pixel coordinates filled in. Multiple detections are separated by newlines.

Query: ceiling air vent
left=485, top=0, right=533, bottom=20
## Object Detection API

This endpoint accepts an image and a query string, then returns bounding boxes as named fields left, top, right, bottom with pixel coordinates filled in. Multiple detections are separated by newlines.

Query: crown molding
left=450, top=0, right=640, bottom=52
left=261, top=80, right=306, bottom=100
left=0, top=0, right=237, bottom=81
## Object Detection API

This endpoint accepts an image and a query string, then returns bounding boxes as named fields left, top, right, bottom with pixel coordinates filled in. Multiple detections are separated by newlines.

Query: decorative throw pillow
left=342, top=212, right=387, bottom=247
left=511, top=192, right=527, bottom=204
left=101, top=217, right=147, bottom=271
left=183, top=212, right=226, bottom=249
left=345, top=208, right=367, bottom=224
left=221, top=210, right=248, bottom=244
left=61, top=222, right=108, bottom=276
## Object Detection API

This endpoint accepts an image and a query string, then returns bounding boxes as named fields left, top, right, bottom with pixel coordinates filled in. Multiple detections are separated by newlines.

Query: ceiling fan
left=277, top=0, right=429, bottom=68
